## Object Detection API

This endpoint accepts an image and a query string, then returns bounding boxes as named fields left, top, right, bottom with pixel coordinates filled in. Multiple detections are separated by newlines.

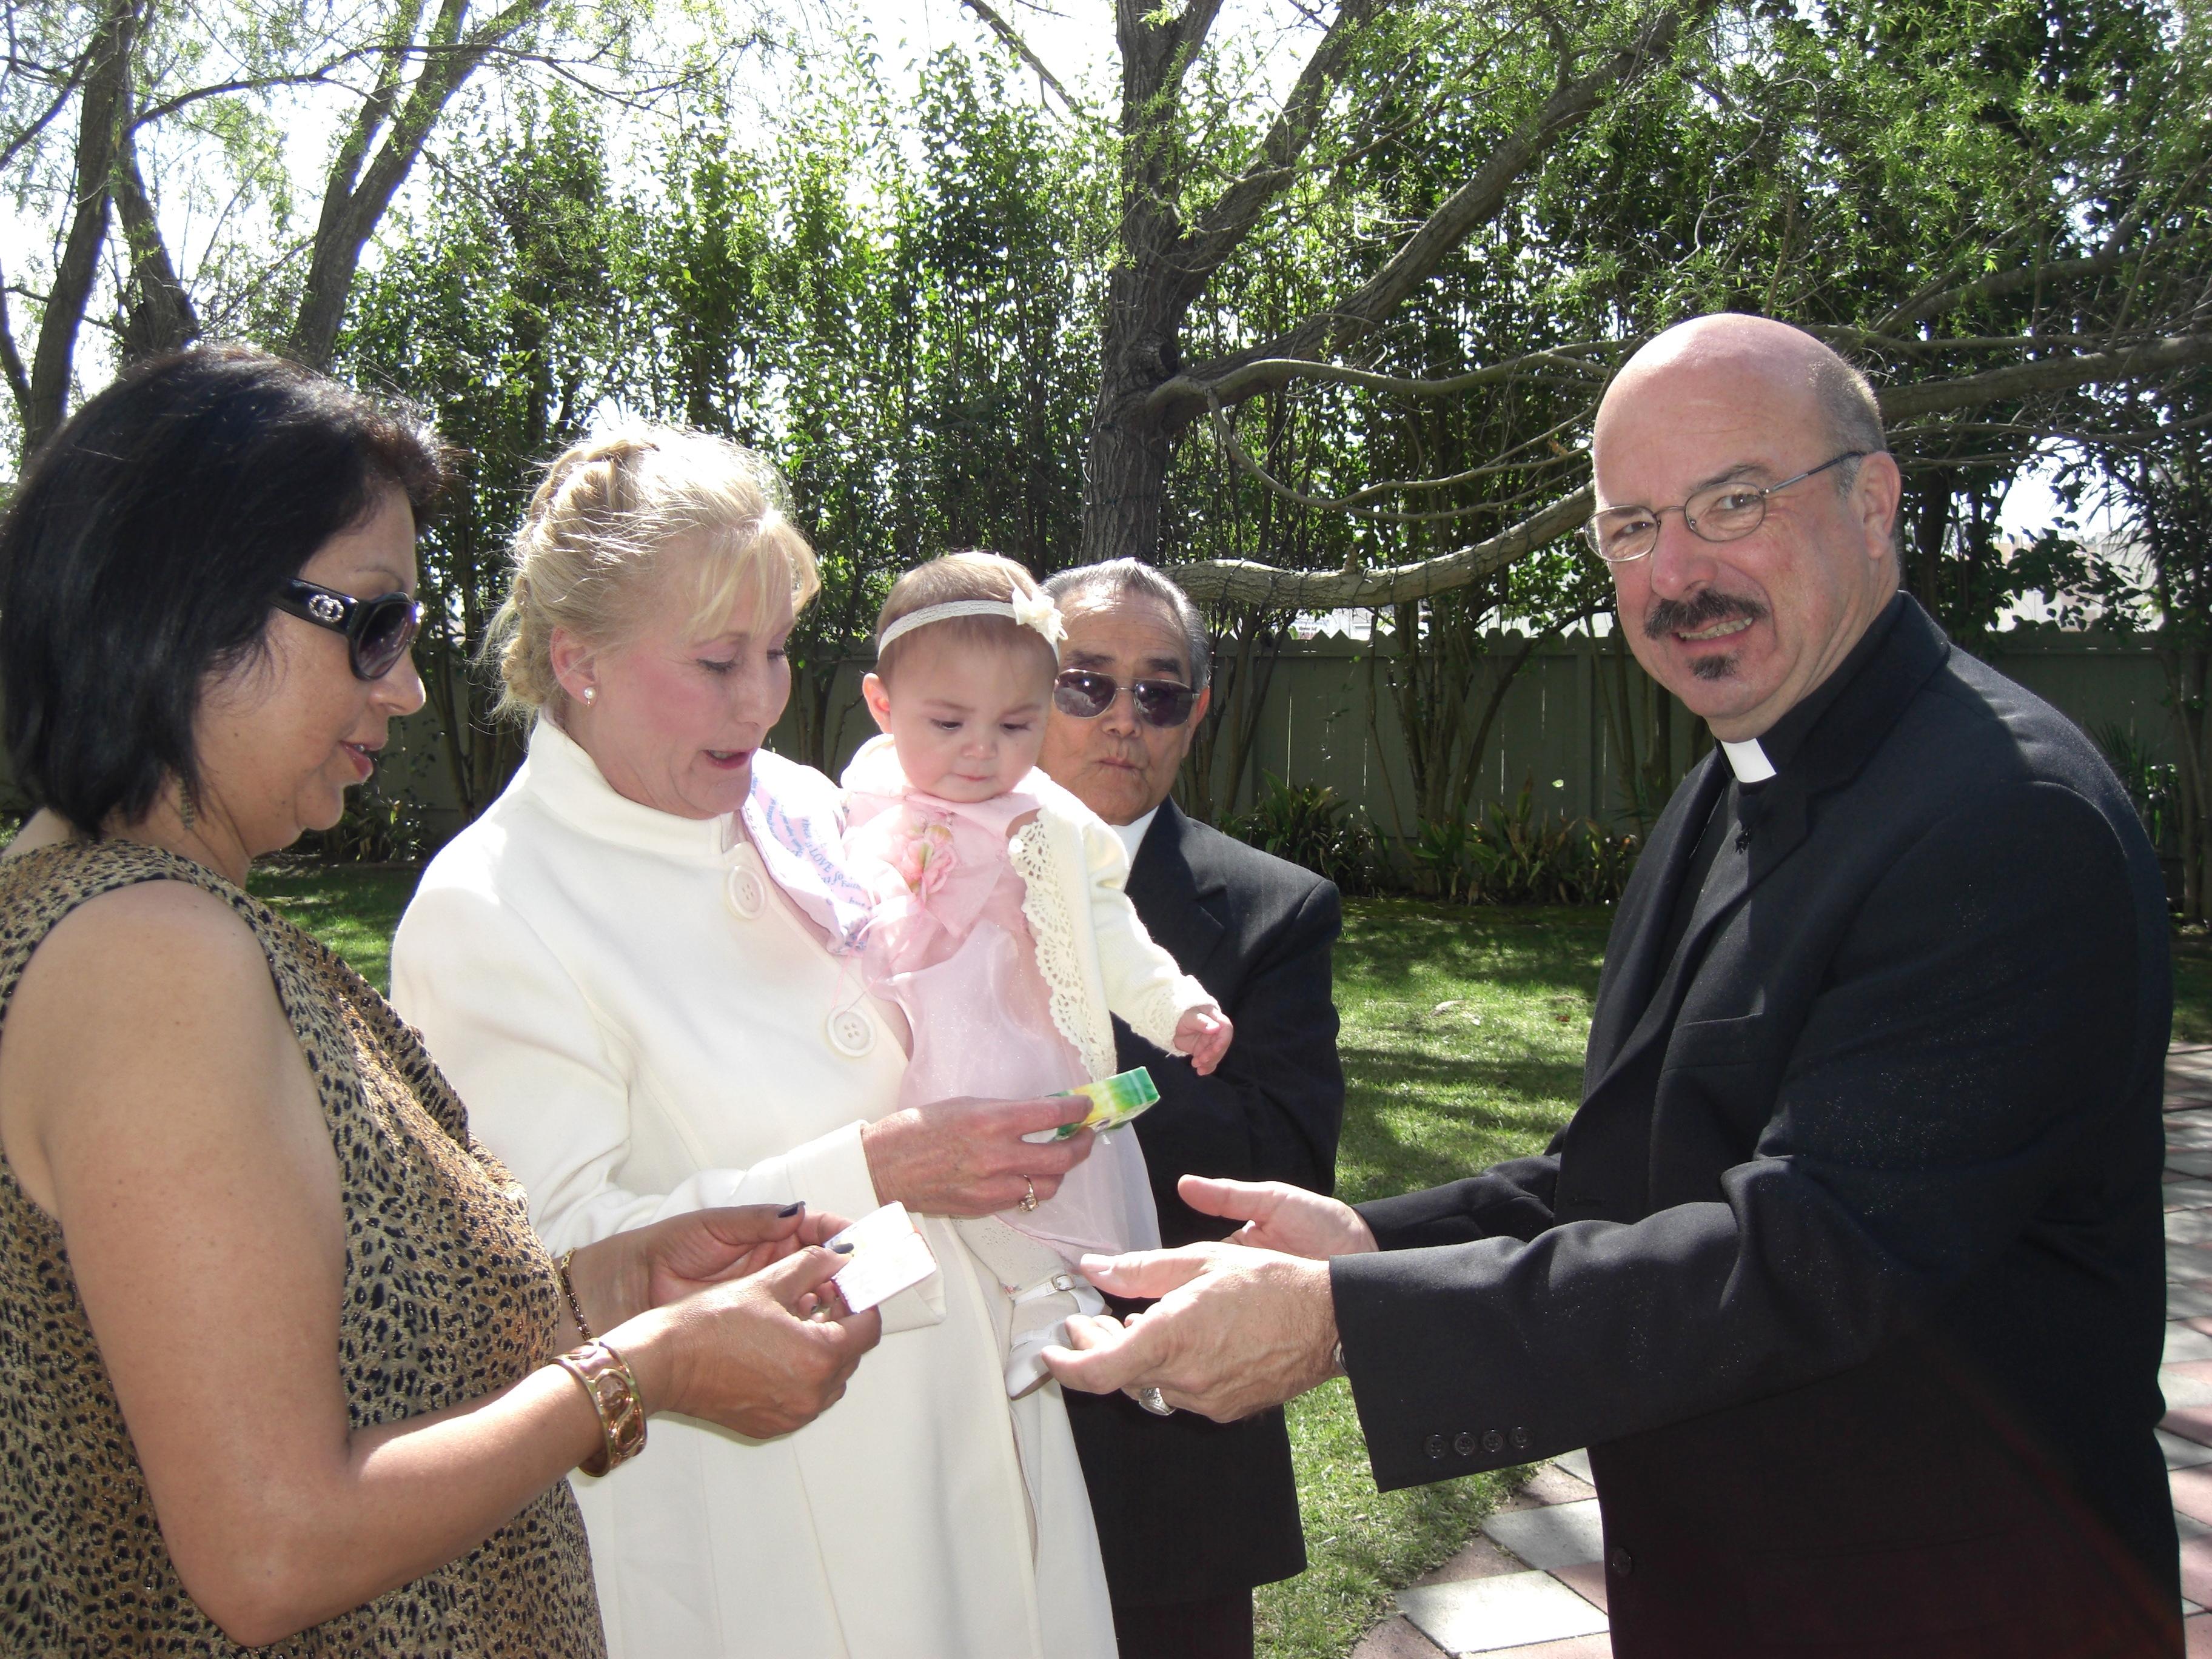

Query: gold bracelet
left=554, top=1339, right=646, bottom=1476
left=555, top=1247, right=594, bottom=1342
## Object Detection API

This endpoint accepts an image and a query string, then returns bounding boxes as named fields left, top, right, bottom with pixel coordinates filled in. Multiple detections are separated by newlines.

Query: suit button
left=1481, top=1427, right=1506, bottom=1454
left=1424, top=1434, right=1447, bottom=1460
left=1608, top=1546, right=1634, bottom=1577
left=1510, top=1426, right=1530, bottom=1451
left=1453, top=1432, right=1478, bottom=1456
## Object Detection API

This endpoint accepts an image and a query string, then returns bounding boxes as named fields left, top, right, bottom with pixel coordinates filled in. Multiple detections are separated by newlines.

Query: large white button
left=826, top=1006, right=875, bottom=1057
left=725, top=863, right=766, bottom=919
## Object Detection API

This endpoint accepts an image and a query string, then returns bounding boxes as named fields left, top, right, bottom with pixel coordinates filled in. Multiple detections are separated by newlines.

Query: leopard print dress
left=0, top=840, right=605, bottom=1656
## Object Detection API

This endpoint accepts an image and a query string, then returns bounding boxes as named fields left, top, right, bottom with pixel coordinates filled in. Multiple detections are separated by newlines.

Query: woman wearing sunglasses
left=0, top=346, right=877, bottom=1652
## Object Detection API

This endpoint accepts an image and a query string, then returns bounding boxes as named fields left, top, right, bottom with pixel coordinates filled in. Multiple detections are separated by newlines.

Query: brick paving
left=1350, top=1044, right=2212, bottom=1657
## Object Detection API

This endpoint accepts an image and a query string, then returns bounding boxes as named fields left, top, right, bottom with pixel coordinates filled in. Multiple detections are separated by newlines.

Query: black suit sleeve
left=1126, top=877, right=1344, bottom=1246
left=1334, top=780, right=2145, bottom=1490
left=1358, top=1153, right=1561, bottom=1247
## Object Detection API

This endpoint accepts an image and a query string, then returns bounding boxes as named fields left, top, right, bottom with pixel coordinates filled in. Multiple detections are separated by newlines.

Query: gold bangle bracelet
left=555, top=1339, right=646, bottom=1476
left=555, top=1247, right=594, bottom=1343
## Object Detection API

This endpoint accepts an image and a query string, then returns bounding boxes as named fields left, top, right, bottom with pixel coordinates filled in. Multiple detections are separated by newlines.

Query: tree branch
left=112, top=119, right=200, bottom=361
left=1877, top=333, right=2212, bottom=420
left=1169, top=330, right=2212, bottom=610
left=1167, top=0, right=1387, bottom=301
left=0, top=256, right=35, bottom=427
left=1869, top=236, right=2167, bottom=336
left=1159, top=0, right=1712, bottom=430
left=957, top=0, right=1087, bottom=118
left=25, top=0, right=141, bottom=454
left=1148, top=343, right=1614, bottom=412
left=290, top=0, right=554, bottom=368
left=1172, top=486, right=1594, bottom=608
left=0, top=50, right=91, bottom=175
left=1202, top=389, right=1581, bottom=516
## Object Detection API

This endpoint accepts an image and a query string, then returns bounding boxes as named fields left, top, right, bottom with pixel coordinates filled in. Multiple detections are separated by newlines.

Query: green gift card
left=1047, top=1067, right=1161, bottom=1139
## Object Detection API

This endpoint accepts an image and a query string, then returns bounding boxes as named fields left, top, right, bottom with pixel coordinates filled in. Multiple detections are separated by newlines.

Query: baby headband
left=876, top=589, right=1068, bottom=659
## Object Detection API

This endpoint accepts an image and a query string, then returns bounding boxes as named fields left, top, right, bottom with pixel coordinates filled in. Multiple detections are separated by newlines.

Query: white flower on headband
left=1010, top=588, right=1067, bottom=648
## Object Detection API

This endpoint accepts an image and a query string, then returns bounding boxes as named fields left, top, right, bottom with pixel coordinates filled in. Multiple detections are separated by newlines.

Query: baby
left=840, top=552, right=1232, bottom=1392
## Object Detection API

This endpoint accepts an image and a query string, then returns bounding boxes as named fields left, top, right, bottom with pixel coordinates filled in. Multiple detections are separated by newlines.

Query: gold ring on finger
left=1019, top=1176, right=1039, bottom=1212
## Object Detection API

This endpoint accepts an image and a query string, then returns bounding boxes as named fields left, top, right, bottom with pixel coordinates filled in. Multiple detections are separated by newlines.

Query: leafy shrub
left=303, top=780, right=437, bottom=865
left=1410, top=817, right=1478, bottom=903
left=1222, top=771, right=1636, bottom=904
left=2096, top=722, right=2182, bottom=854
left=1415, top=776, right=1640, bottom=907
left=1224, top=773, right=1380, bottom=894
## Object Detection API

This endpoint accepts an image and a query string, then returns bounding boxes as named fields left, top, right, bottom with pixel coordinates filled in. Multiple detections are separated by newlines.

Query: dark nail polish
left=777, top=1202, right=803, bottom=1217
left=831, top=1242, right=856, bottom=1255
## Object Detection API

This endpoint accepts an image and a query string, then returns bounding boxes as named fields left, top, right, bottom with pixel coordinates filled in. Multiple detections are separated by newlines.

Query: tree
left=340, top=89, right=632, bottom=819
left=973, top=0, right=2212, bottom=604
left=0, top=0, right=753, bottom=457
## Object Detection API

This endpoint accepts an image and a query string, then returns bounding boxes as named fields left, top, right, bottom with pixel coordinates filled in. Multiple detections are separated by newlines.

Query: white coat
left=390, top=718, right=1114, bottom=1659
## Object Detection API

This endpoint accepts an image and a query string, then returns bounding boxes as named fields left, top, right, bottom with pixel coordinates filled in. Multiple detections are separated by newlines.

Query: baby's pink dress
left=843, top=747, right=1160, bottom=1262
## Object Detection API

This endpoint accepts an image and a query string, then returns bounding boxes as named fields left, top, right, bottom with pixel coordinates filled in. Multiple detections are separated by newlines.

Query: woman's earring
left=581, top=687, right=596, bottom=705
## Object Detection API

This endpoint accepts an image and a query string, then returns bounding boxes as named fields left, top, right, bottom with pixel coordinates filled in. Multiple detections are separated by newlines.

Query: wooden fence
left=363, top=625, right=2175, bottom=851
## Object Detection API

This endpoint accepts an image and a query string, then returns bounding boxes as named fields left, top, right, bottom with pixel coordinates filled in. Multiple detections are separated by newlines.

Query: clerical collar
left=1720, top=740, right=1776, bottom=783
left=1715, top=592, right=1907, bottom=783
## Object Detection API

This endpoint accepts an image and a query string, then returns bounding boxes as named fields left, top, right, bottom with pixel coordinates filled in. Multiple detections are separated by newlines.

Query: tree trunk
left=2182, top=647, right=2210, bottom=925
left=114, top=125, right=201, bottom=361
left=1081, top=309, right=1176, bottom=563
left=25, top=0, right=141, bottom=454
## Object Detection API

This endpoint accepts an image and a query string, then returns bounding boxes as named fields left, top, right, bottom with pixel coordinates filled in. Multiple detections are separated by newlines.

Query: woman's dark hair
left=0, top=344, right=444, bottom=834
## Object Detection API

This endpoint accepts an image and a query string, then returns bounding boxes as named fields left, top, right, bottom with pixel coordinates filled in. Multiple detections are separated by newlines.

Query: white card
left=826, top=1202, right=938, bottom=1314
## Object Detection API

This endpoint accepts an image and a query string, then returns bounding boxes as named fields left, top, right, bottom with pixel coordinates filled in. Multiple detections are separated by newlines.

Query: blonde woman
left=390, top=428, right=1116, bottom=1659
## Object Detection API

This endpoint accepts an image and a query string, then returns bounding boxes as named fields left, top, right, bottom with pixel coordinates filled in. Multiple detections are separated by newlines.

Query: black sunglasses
left=1053, top=668, right=1198, bottom=729
left=272, top=578, right=423, bottom=680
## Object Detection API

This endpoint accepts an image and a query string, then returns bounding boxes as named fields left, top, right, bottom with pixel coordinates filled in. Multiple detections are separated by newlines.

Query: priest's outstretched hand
left=1041, top=1239, right=1338, bottom=1423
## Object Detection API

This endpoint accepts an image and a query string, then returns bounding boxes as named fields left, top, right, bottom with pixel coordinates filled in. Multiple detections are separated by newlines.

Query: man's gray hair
left=1811, top=352, right=1886, bottom=489
left=1043, top=559, right=1213, bottom=694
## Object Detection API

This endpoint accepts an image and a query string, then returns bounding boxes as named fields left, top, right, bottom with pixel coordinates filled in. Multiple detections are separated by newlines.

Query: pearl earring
left=582, top=687, right=596, bottom=705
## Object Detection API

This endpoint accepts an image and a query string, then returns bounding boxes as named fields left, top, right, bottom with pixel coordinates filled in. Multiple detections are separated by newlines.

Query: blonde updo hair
left=873, top=551, right=1054, bottom=683
left=487, top=425, right=820, bottom=722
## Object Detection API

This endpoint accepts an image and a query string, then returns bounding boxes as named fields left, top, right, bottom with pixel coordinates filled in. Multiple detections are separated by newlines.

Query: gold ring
left=1019, top=1177, right=1039, bottom=1212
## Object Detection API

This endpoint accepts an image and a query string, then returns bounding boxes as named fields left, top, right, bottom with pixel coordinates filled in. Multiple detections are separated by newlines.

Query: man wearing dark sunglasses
left=1037, top=560, right=1345, bottom=1659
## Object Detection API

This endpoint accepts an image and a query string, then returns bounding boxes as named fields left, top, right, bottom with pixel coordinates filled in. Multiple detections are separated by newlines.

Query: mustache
left=1644, top=590, right=1768, bottom=640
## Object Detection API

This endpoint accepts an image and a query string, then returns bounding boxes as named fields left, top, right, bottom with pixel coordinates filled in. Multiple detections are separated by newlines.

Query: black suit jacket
left=1334, top=599, right=2177, bottom=1657
left=1065, top=798, right=1346, bottom=1608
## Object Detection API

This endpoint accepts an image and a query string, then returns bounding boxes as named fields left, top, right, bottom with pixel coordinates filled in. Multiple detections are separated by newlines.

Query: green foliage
left=1413, top=776, right=1642, bottom=907
left=2096, top=722, right=2184, bottom=854
left=341, top=45, right=1109, bottom=788
left=1225, top=769, right=1641, bottom=907
left=1224, top=773, right=1382, bottom=894
left=341, top=87, right=628, bottom=817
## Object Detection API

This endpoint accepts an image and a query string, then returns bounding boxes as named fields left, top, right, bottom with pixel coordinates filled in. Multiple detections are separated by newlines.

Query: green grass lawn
left=252, top=865, right=1607, bottom=1658
left=2174, top=926, right=2212, bottom=1044
left=247, top=862, right=421, bottom=993
left=1255, top=899, right=1607, bottom=1658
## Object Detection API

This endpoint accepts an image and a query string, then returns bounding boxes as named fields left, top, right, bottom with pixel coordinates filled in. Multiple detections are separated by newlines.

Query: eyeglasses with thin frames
left=1582, top=451, right=1877, bottom=565
left=271, top=578, right=423, bottom=680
